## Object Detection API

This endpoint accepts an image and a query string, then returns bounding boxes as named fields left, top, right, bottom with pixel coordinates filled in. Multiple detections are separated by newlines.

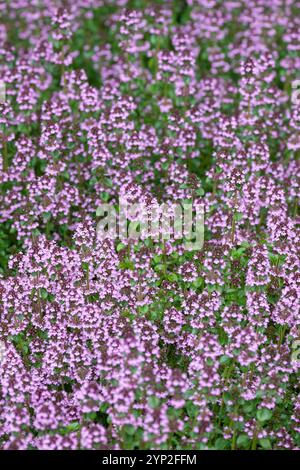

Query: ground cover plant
left=0, top=0, right=299, bottom=450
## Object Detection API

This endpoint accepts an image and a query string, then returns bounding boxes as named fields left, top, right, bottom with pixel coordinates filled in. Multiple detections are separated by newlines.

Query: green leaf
left=167, top=273, right=178, bottom=282
left=116, top=242, right=125, bottom=252
left=66, top=422, right=80, bottom=432
left=101, top=191, right=110, bottom=202
left=154, top=263, right=164, bottom=272
left=185, top=401, right=198, bottom=418
left=192, top=277, right=203, bottom=288
left=233, top=212, right=243, bottom=221
left=256, top=408, right=272, bottom=423
left=259, top=438, right=272, bottom=450
left=215, top=437, right=228, bottom=450
left=42, top=211, right=52, bottom=222
left=148, top=396, right=160, bottom=409
left=123, top=424, right=136, bottom=436
left=223, top=392, right=233, bottom=404
left=220, top=355, right=230, bottom=365
left=237, top=434, right=250, bottom=449
left=40, top=288, right=49, bottom=300
left=195, top=188, right=205, bottom=196
left=206, top=358, right=214, bottom=366
left=243, top=402, right=255, bottom=413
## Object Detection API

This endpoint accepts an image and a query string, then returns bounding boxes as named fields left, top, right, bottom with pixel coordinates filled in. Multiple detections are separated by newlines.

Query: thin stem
left=251, top=432, right=258, bottom=450
left=86, top=263, right=90, bottom=292
left=2, top=137, right=8, bottom=172
left=231, top=429, right=237, bottom=450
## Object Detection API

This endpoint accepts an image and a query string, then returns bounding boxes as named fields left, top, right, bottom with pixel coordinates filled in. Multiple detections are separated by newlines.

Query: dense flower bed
left=0, top=0, right=299, bottom=450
